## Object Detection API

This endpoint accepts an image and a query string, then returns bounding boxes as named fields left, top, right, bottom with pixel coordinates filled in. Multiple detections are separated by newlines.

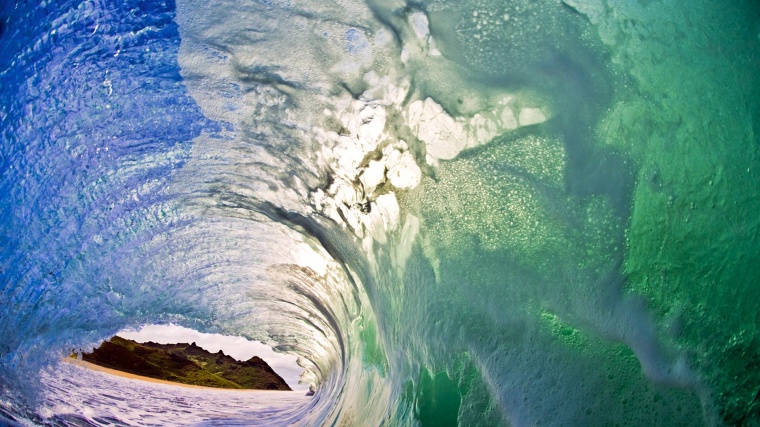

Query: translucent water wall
left=1, top=0, right=758, bottom=425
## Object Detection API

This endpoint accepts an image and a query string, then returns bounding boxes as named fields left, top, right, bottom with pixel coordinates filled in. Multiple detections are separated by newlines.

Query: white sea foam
left=38, top=362, right=313, bottom=426
left=518, top=107, right=547, bottom=126
left=309, top=9, right=551, bottom=251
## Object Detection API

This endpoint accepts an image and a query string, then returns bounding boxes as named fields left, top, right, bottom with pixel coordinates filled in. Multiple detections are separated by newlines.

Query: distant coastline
left=64, top=358, right=270, bottom=390
left=72, top=336, right=292, bottom=390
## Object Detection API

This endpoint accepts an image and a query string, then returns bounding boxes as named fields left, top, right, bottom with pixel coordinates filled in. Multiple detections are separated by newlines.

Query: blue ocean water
left=2, top=0, right=759, bottom=425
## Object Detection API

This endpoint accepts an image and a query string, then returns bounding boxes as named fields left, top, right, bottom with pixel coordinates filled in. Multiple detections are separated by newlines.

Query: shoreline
left=62, top=358, right=288, bottom=392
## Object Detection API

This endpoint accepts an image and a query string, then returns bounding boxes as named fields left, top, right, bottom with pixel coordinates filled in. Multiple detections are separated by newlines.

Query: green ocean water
left=2, top=0, right=759, bottom=425
left=609, top=2, right=760, bottom=424
left=384, top=0, right=760, bottom=425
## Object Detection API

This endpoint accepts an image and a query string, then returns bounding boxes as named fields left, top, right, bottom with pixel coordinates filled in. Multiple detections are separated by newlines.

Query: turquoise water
left=1, top=0, right=758, bottom=425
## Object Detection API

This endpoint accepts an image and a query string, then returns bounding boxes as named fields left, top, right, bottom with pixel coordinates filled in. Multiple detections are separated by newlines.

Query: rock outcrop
left=79, top=336, right=291, bottom=390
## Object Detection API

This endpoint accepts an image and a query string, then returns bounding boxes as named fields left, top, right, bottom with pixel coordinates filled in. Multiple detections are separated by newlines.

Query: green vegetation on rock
left=79, top=336, right=291, bottom=390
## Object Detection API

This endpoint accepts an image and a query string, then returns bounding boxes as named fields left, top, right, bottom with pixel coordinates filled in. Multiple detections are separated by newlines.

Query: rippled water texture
left=1, top=0, right=759, bottom=425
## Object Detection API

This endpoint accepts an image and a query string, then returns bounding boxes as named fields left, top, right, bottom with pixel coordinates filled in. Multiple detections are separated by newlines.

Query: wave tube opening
left=2, top=0, right=759, bottom=426
left=109, top=323, right=310, bottom=391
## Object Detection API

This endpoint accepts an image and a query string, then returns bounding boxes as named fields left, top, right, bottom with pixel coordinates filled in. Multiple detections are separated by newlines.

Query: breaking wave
left=1, top=0, right=759, bottom=425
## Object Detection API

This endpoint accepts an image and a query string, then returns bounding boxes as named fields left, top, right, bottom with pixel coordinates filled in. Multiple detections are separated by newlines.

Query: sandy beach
left=63, top=358, right=273, bottom=391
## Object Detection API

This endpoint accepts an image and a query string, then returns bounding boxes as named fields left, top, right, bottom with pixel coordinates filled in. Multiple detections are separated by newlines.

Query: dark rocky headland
left=78, top=336, right=291, bottom=390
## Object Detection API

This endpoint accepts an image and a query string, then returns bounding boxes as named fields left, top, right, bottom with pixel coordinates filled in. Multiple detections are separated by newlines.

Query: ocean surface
left=38, top=362, right=312, bottom=426
left=1, top=0, right=759, bottom=425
